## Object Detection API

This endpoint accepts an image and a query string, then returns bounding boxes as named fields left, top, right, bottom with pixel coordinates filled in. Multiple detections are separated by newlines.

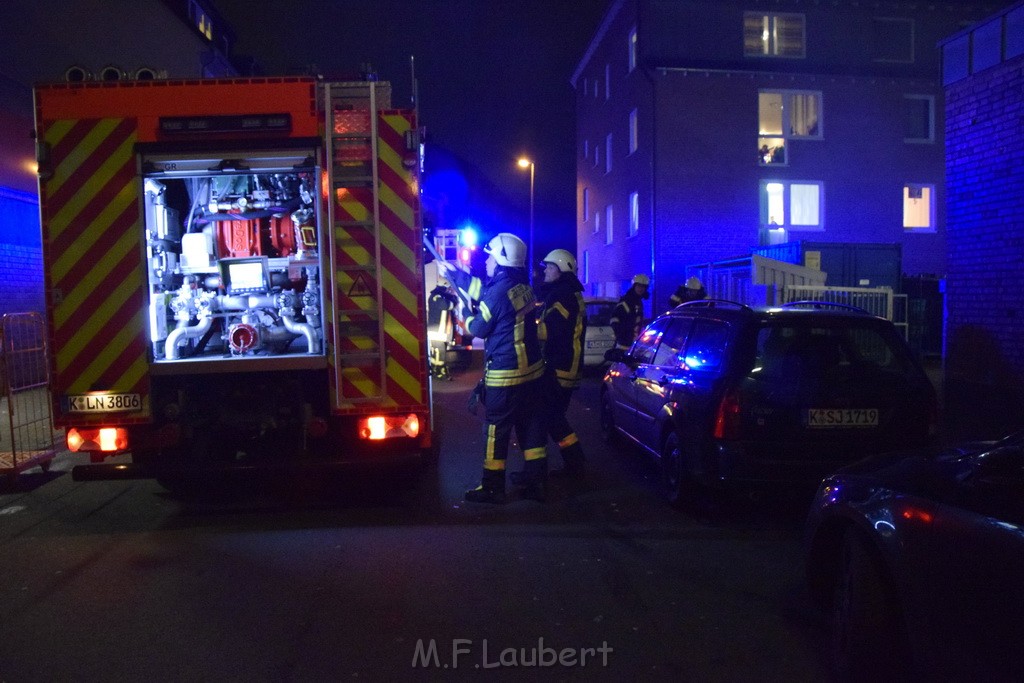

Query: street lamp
left=517, top=157, right=535, bottom=271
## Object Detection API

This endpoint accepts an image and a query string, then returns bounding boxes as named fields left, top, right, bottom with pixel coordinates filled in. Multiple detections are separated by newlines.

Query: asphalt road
left=0, top=360, right=831, bottom=682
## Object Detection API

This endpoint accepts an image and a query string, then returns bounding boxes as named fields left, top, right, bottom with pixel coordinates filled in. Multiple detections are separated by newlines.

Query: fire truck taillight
left=67, top=427, right=129, bottom=453
left=359, top=413, right=420, bottom=440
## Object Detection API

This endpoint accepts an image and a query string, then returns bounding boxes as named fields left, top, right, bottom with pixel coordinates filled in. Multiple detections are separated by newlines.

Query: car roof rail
left=676, top=299, right=754, bottom=313
left=779, top=300, right=872, bottom=315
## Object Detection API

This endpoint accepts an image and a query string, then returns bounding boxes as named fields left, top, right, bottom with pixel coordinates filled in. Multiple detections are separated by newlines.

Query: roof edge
left=570, top=0, right=625, bottom=89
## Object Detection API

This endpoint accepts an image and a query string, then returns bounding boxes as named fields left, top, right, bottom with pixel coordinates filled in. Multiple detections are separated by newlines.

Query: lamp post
left=517, top=157, right=535, bottom=270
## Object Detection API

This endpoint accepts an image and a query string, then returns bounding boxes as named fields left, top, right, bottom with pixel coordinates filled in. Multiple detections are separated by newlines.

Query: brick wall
left=944, top=55, right=1024, bottom=436
left=0, top=189, right=45, bottom=318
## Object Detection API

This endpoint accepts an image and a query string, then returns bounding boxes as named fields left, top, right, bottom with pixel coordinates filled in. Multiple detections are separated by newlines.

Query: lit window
left=594, top=209, right=600, bottom=235
left=605, top=205, right=614, bottom=245
left=762, top=180, right=823, bottom=230
left=629, top=109, right=638, bottom=154
left=744, top=12, right=805, bottom=58
left=758, top=90, right=822, bottom=165
left=629, top=192, right=639, bottom=236
left=628, top=27, right=638, bottom=72
left=872, top=17, right=914, bottom=63
left=903, top=95, right=934, bottom=143
left=903, top=184, right=934, bottom=231
left=605, top=133, right=612, bottom=174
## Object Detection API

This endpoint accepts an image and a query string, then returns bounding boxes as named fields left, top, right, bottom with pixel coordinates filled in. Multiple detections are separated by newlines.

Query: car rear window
left=750, top=321, right=917, bottom=381
left=586, top=302, right=615, bottom=326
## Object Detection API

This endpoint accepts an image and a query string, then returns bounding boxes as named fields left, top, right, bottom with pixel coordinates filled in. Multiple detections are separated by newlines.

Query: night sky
left=213, top=0, right=609, bottom=254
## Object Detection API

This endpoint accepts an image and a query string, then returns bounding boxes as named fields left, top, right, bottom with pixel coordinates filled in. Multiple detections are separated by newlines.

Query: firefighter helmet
left=541, top=249, right=577, bottom=274
left=632, top=274, right=650, bottom=286
left=484, top=233, right=527, bottom=268
left=685, top=276, right=703, bottom=290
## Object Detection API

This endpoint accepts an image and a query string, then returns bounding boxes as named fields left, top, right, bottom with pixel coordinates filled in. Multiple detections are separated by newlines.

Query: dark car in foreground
left=600, top=300, right=937, bottom=506
left=805, top=433, right=1024, bottom=680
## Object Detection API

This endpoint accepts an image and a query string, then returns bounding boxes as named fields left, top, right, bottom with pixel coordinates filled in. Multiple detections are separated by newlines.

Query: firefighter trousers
left=540, top=370, right=585, bottom=473
left=479, top=377, right=546, bottom=492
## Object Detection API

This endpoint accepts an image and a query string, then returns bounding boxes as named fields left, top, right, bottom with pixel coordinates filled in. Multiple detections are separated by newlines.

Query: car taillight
left=67, top=427, right=128, bottom=453
left=358, top=413, right=420, bottom=440
left=713, top=389, right=742, bottom=440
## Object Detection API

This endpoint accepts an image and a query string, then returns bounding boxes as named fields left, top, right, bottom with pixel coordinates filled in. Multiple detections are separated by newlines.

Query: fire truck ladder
left=325, top=81, right=388, bottom=404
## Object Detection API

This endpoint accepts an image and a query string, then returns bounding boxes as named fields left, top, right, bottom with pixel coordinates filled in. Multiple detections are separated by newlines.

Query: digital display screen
left=224, top=259, right=268, bottom=295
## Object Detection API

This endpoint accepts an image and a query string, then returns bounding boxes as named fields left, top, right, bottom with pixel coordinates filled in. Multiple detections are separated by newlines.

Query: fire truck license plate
left=67, top=393, right=142, bottom=413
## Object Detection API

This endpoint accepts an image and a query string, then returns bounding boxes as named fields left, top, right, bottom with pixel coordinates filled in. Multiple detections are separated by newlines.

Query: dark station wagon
left=600, top=300, right=937, bottom=506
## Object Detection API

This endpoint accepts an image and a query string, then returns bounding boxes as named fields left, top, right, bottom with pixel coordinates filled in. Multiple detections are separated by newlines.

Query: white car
left=583, top=297, right=618, bottom=367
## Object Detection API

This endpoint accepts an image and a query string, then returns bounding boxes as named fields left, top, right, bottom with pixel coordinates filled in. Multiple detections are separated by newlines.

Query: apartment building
left=573, top=0, right=997, bottom=312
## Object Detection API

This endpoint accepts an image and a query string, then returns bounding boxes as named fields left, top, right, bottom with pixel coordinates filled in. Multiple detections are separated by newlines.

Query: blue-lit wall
left=0, top=188, right=45, bottom=316
left=943, top=2, right=1024, bottom=437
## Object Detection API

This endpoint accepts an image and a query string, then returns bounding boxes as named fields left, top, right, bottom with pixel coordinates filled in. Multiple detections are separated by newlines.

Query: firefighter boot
left=464, top=469, right=506, bottom=504
left=550, top=440, right=586, bottom=480
left=518, top=457, right=547, bottom=502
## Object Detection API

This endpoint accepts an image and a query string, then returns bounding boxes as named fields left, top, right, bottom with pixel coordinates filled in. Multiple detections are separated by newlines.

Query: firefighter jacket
left=537, top=273, right=586, bottom=389
left=611, top=289, right=646, bottom=348
left=449, top=266, right=544, bottom=387
left=668, top=284, right=706, bottom=308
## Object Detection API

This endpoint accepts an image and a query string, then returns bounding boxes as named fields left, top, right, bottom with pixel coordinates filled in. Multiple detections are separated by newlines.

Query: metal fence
left=0, top=312, right=57, bottom=481
left=780, top=285, right=909, bottom=339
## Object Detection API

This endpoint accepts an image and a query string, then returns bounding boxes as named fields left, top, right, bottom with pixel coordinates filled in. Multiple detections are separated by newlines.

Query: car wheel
left=599, top=390, right=618, bottom=444
left=831, top=528, right=909, bottom=679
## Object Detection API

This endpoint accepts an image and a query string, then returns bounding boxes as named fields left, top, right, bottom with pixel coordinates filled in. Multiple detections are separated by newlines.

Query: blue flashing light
left=459, top=224, right=478, bottom=248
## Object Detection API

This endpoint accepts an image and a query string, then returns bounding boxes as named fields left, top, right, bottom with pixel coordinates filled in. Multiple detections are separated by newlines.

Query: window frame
left=903, top=94, right=935, bottom=144
left=629, top=191, right=639, bottom=237
left=903, top=183, right=936, bottom=232
left=761, top=179, right=825, bottom=232
left=605, top=133, right=613, bottom=174
left=605, top=204, right=614, bottom=245
left=744, top=12, right=806, bottom=59
left=629, top=108, right=638, bottom=154
left=758, top=89, right=823, bottom=167
left=628, top=27, right=638, bottom=72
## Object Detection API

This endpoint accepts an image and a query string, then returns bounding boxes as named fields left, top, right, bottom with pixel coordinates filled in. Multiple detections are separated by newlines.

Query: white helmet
left=685, top=276, right=703, bottom=290
left=484, top=233, right=527, bottom=267
left=541, top=248, right=577, bottom=274
left=632, top=273, right=650, bottom=286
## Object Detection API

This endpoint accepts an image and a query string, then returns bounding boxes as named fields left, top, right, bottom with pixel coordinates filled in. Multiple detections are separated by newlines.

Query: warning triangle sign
left=348, top=271, right=374, bottom=297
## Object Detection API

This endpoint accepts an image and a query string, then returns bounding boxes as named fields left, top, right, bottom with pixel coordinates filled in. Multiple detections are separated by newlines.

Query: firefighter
left=437, top=233, right=547, bottom=503
left=427, top=277, right=457, bottom=380
left=610, top=274, right=650, bottom=349
left=668, top=276, right=707, bottom=309
left=511, top=248, right=587, bottom=482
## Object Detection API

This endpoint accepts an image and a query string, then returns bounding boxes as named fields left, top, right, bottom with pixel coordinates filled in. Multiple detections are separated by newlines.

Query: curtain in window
left=790, top=184, right=819, bottom=225
left=789, top=94, right=819, bottom=136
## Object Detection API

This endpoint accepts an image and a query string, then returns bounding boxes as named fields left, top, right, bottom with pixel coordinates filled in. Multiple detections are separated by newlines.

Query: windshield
left=749, top=320, right=919, bottom=381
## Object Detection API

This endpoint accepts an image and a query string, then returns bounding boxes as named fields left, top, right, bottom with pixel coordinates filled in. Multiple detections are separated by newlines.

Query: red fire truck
left=32, top=77, right=432, bottom=487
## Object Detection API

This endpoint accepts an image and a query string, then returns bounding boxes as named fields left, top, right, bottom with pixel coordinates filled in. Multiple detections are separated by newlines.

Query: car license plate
left=806, top=408, right=878, bottom=428
left=66, top=393, right=142, bottom=413
left=587, top=339, right=614, bottom=349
